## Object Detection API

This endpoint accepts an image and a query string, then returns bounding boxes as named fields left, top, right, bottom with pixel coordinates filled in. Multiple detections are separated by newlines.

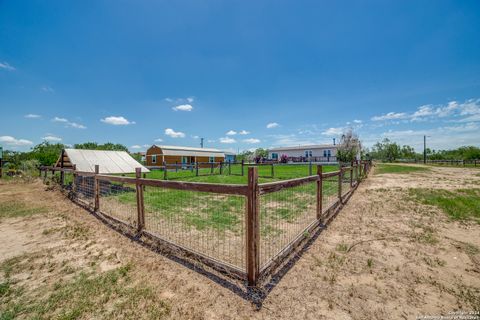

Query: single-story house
left=55, top=149, right=150, bottom=174
left=145, top=145, right=225, bottom=166
left=268, top=144, right=338, bottom=162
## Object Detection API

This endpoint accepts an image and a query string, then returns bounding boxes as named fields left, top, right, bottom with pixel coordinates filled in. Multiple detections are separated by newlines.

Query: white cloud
left=219, top=137, right=236, bottom=144
left=0, top=135, right=33, bottom=146
left=101, top=116, right=135, bottom=125
left=243, top=138, right=261, bottom=144
left=165, top=128, right=185, bottom=138
left=187, top=97, right=194, bottom=103
left=42, top=135, right=62, bottom=142
left=321, top=127, right=344, bottom=136
left=25, top=114, right=41, bottom=119
left=239, top=130, right=250, bottom=135
left=226, top=130, right=237, bottom=136
left=164, top=98, right=173, bottom=102
left=52, top=117, right=68, bottom=123
left=0, top=62, right=15, bottom=71
left=154, top=138, right=163, bottom=142
left=41, top=85, right=54, bottom=93
left=52, top=116, right=86, bottom=129
left=192, top=135, right=200, bottom=139
left=172, top=104, right=193, bottom=112
left=130, top=145, right=142, bottom=149
left=353, top=119, right=362, bottom=124
left=266, top=122, right=279, bottom=129
left=371, top=112, right=408, bottom=121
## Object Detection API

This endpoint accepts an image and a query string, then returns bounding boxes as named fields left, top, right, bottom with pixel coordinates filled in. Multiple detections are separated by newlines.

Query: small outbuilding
left=55, top=149, right=149, bottom=174
left=145, top=145, right=225, bottom=166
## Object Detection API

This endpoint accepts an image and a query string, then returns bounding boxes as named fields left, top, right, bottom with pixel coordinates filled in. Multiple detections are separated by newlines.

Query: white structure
left=268, top=144, right=338, bottom=162
left=55, top=149, right=150, bottom=174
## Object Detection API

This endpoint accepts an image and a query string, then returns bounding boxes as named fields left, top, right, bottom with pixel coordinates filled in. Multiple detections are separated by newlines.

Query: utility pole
left=200, top=138, right=204, bottom=148
left=423, top=135, right=426, bottom=164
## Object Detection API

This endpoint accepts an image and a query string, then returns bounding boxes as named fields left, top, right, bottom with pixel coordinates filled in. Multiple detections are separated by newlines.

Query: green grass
left=409, top=188, right=480, bottom=223
left=0, top=262, right=170, bottom=320
left=375, top=163, right=430, bottom=175
left=0, top=201, right=48, bottom=220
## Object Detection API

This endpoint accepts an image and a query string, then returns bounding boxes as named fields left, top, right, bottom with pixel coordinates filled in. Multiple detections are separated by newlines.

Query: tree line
left=367, top=138, right=480, bottom=162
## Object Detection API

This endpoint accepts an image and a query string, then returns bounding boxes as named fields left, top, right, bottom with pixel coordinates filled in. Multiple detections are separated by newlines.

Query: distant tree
left=74, top=142, right=128, bottom=152
left=336, top=129, right=362, bottom=164
left=30, top=142, right=65, bottom=166
left=400, top=145, right=416, bottom=159
left=236, top=150, right=254, bottom=162
left=254, top=148, right=268, bottom=159
left=370, top=138, right=400, bottom=162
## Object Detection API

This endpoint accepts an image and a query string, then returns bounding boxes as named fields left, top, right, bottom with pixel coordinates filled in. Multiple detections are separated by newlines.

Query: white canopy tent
left=55, top=149, right=149, bottom=174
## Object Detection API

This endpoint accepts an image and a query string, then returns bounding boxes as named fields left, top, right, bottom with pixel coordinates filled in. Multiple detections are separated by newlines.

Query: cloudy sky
left=1, top=1, right=479, bottom=153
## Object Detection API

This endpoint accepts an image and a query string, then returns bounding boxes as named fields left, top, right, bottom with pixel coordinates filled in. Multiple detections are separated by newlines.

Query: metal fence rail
left=39, top=160, right=372, bottom=287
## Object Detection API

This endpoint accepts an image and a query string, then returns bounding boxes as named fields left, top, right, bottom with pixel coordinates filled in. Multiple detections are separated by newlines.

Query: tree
left=30, top=142, right=65, bottom=166
left=336, top=129, right=361, bottom=164
left=74, top=142, right=128, bottom=152
left=400, top=145, right=416, bottom=159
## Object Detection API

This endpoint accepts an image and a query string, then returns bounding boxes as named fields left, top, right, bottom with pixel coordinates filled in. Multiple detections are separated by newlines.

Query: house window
left=304, top=150, right=313, bottom=158
left=181, top=156, right=188, bottom=164
left=209, top=156, right=215, bottom=163
left=152, top=155, right=157, bottom=164
left=271, top=153, right=278, bottom=160
left=323, top=150, right=331, bottom=157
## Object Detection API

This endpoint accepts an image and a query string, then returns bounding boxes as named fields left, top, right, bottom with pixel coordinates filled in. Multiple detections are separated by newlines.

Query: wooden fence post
left=220, top=161, right=223, bottom=175
left=241, top=159, right=244, bottom=176
left=309, top=161, right=312, bottom=176
left=338, top=167, right=343, bottom=204
left=246, top=167, right=260, bottom=286
left=228, top=161, right=231, bottom=175
left=94, top=165, right=100, bottom=211
left=72, top=164, right=77, bottom=194
left=317, top=165, right=323, bottom=221
left=210, top=162, right=214, bottom=174
left=271, top=163, right=274, bottom=178
left=163, top=161, right=167, bottom=180
left=350, top=162, right=354, bottom=188
left=196, top=162, right=199, bottom=176
left=135, top=168, right=145, bottom=232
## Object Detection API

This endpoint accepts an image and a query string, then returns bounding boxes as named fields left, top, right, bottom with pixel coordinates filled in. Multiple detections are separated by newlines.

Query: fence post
left=94, top=165, right=100, bottom=212
left=220, top=161, right=223, bottom=175
left=309, top=161, right=312, bottom=176
left=72, top=164, right=77, bottom=194
left=246, top=167, right=260, bottom=286
left=317, top=165, right=323, bottom=221
left=228, top=160, right=231, bottom=175
left=210, top=162, right=214, bottom=174
left=163, top=161, right=167, bottom=180
left=271, top=163, right=274, bottom=178
left=338, top=167, right=343, bottom=204
left=241, top=159, right=244, bottom=176
left=196, top=161, right=199, bottom=176
left=350, top=161, right=354, bottom=188
left=175, top=161, right=178, bottom=172
left=135, top=168, right=145, bottom=232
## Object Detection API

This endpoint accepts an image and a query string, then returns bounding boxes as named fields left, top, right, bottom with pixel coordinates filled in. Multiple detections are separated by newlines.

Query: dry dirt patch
left=0, top=169, right=479, bottom=319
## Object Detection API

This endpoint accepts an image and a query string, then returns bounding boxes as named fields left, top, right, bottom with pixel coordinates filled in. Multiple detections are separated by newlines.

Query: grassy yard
left=375, top=163, right=430, bottom=175
left=409, top=188, right=480, bottom=223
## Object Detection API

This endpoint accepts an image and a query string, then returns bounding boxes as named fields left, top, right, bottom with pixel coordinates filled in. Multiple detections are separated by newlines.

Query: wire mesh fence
left=259, top=181, right=317, bottom=268
left=39, top=161, right=372, bottom=286
left=143, top=185, right=246, bottom=271
left=98, top=179, right=138, bottom=228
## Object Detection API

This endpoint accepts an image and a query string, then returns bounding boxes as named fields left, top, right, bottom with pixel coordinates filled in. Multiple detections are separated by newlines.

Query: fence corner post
left=94, top=165, right=100, bottom=211
left=135, top=167, right=145, bottom=232
left=72, top=164, right=77, bottom=194
left=247, top=166, right=260, bottom=286
left=317, top=165, right=323, bottom=221
left=350, top=161, right=354, bottom=188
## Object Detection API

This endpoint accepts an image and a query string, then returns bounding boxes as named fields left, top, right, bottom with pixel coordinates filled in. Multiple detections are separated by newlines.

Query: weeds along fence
left=39, top=160, right=372, bottom=286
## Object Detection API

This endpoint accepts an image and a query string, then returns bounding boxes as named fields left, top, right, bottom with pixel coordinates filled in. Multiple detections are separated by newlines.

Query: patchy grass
left=375, top=163, right=430, bottom=175
left=0, top=261, right=171, bottom=320
left=0, top=201, right=48, bottom=220
left=409, top=188, right=480, bottom=223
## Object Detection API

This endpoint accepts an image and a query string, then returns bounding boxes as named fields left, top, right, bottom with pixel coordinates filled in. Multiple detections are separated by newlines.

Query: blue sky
left=1, top=0, right=479, bottom=153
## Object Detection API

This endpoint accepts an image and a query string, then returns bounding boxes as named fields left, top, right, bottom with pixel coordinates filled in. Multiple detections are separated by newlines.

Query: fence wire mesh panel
left=98, top=180, right=138, bottom=227
left=143, top=186, right=246, bottom=271
left=272, top=164, right=312, bottom=179
left=62, top=172, right=74, bottom=189
left=228, top=163, right=243, bottom=176
left=322, top=174, right=340, bottom=212
left=73, top=175, right=95, bottom=207
left=259, top=181, right=317, bottom=269
left=341, top=169, right=352, bottom=198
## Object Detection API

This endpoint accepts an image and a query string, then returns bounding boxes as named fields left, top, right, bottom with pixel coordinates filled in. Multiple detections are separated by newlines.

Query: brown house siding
left=145, top=146, right=224, bottom=167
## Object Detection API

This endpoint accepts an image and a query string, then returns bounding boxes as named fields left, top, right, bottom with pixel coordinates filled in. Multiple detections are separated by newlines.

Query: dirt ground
left=1, top=165, right=479, bottom=319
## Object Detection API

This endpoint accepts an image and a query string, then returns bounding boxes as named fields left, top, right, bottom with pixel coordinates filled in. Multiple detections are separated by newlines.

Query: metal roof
left=151, top=145, right=225, bottom=158
left=59, top=149, right=149, bottom=174
left=268, top=144, right=337, bottom=152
